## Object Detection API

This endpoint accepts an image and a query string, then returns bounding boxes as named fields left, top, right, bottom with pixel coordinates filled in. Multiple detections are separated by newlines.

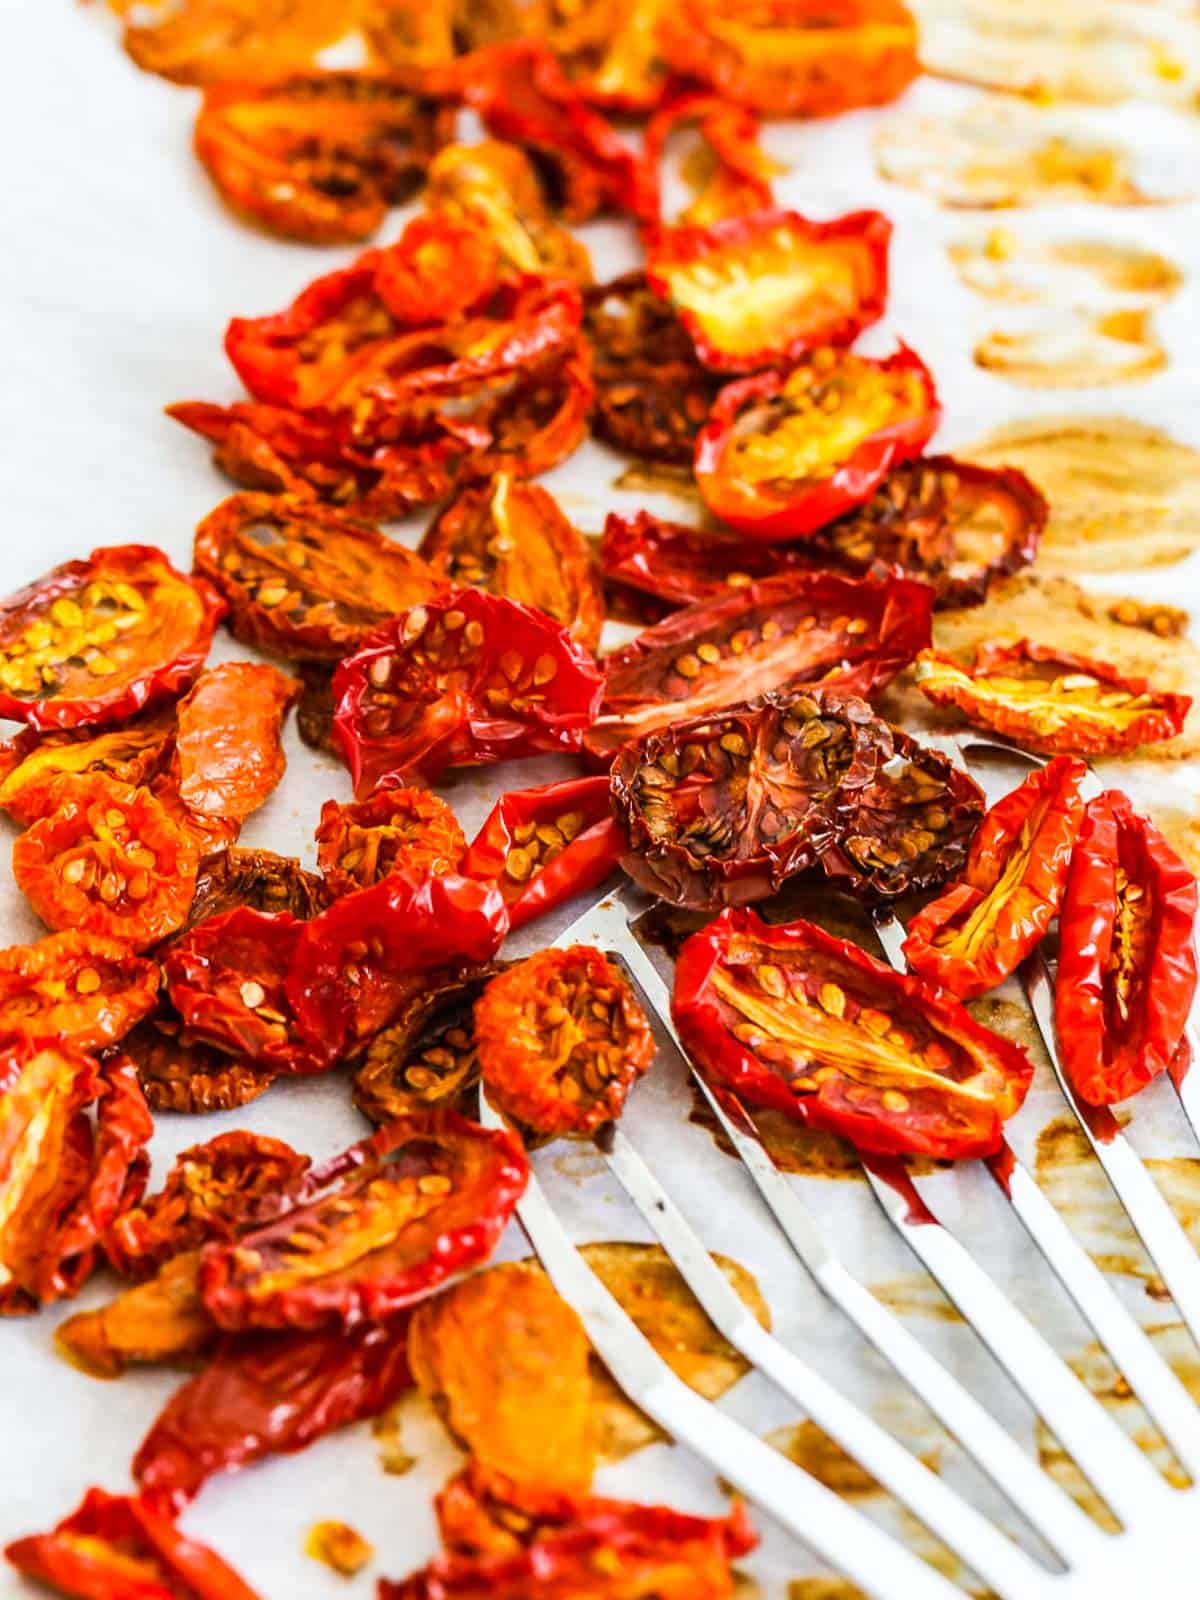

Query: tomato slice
left=914, top=640, right=1192, bottom=757
left=643, top=92, right=776, bottom=229
left=695, top=345, right=941, bottom=541
left=200, top=1111, right=529, bottom=1331
left=55, top=1249, right=215, bottom=1378
left=183, top=846, right=328, bottom=931
left=599, top=511, right=814, bottom=611
left=673, top=908, right=1034, bottom=1160
left=0, top=545, right=224, bottom=732
left=122, top=0, right=351, bottom=85
left=0, top=709, right=176, bottom=828
left=122, top=1018, right=279, bottom=1115
left=0, top=932, right=158, bottom=1054
left=316, top=787, right=467, bottom=898
left=174, top=661, right=300, bottom=824
left=364, top=0, right=457, bottom=67
left=376, top=216, right=502, bottom=326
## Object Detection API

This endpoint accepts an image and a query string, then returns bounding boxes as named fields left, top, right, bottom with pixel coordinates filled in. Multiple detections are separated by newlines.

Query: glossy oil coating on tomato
left=4, top=1487, right=263, bottom=1600
left=333, top=589, right=603, bottom=795
left=1057, top=792, right=1198, bottom=1106
left=375, top=216, right=502, bottom=327
left=55, top=1248, right=215, bottom=1378
left=121, top=0, right=350, bottom=85
left=583, top=569, right=932, bottom=761
left=316, top=787, right=467, bottom=898
left=195, top=72, right=454, bottom=245
left=174, top=661, right=300, bottom=823
left=420, top=474, right=605, bottom=653
left=13, top=774, right=200, bottom=950
left=193, top=492, right=439, bottom=663
left=696, top=345, right=941, bottom=541
left=0, top=545, right=224, bottom=733
left=122, top=1016, right=279, bottom=1115
left=658, top=0, right=920, bottom=119
left=914, top=640, right=1192, bottom=757
left=643, top=92, right=776, bottom=230
left=0, top=932, right=158, bottom=1053
left=599, top=511, right=814, bottom=612
left=903, top=757, right=1087, bottom=1000
left=0, top=708, right=177, bottom=828
left=200, top=1111, right=529, bottom=1331
left=648, top=210, right=890, bottom=373
left=183, top=846, right=328, bottom=931
left=674, top=910, right=1033, bottom=1160
left=475, top=946, right=655, bottom=1138
left=462, top=775, right=621, bottom=932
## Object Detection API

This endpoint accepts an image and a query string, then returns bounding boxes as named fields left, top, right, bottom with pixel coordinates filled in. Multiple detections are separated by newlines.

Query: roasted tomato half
left=644, top=91, right=776, bottom=231
left=695, top=345, right=941, bottom=541
left=200, top=1112, right=528, bottom=1331
left=904, top=757, right=1087, bottom=1000
left=599, top=511, right=813, bottom=611
left=183, top=846, right=328, bottom=931
left=0, top=545, right=224, bottom=733
left=476, top=947, right=655, bottom=1139
left=55, top=1247, right=215, bottom=1377
left=316, top=787, right=467, bottom=898
left=333, top=589, right=603, bottom=795
left=121, top=0, right=351, bottom=85
left=674, top=909, right=1033, bottom=1160
left=914, top=641, right=1192, bottom=757
left=193, top=492, right=439, bottom=663
left=658, top=0, right=920, bottom=119
left=583, top=569, right=932, bottom=761
left=0, top=932, right=158, bottom=1054
left=122, top=1017, right=279, bottom=1115
left=173, top=661, right=300, bottom=824
left=364, top=0, right=457, bottom=68
left=648, top=210, right=890, bottom=374
left=420, top=475, right=605, bottom=654
left=0, top=708, right=177, bottom=828
left=195, top=72, right=454, bottom=245
left=1057, top=792, right=1198, bottom=1107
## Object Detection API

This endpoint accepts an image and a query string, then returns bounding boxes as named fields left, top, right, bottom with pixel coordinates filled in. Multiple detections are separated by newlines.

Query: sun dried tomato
left=914, top=640, right=1192, bottom=758
left=674, top=909, right=1034, bottom=1160
left=408, top=1261, right=596, bottom=1494
left=420, top=474, right=604, bottom=653
left=583, top=272, right=723, bottom=464
left=5, top=1487, right=262, bottom=1600
left=134, top=1320, right=413, bottom=1512
left=648, top=210, right=890, bottom=374
left=0, top=709, right=176, bottom=828
left=316, top=787, right=467, bottom=898
left=14, top=775, right=199, bottom=950
left=146, top=770, right=243, bottom=860
left=377, top=217, right=502, bottom=327
left=425, top=140, right=594, bottom=282
left=364, top=0, right=457, bottom=67
left=184, top=847, right=327, bottom=932
left=105, top=1132, right=311, bottom=1282
left=462, top=775, right=621, bottom=932
left=296, top=665, right=339, bottom=755
left=194, top=72, right=454, bottom=244
left=583, top=569, right=932, bottom=762
left=56, top=1249, right=215, bottom=1377
left=599, top=512, right=811, bottom=612
left=0, top=932, right=158, bottom=1053
left=1057, top=792, right=1198, bottom=1106
left=121, top=1017, right=278, bottom=1115
left=644, top=92, right=776, bottom=231
left=658, top=0, right=920, bottom=119
left=0, top=546, right=224, bottom=733
left=193, top=492, right=439, bottom=664
left=173, top=661, right=300, bottom=824
left=695, top=345, right=941, bottom=541
left=475, top=947, right=655, bottom=1138
left=200, top=1111, right=528, bottom=1331
left=121, top=0, right=350, bottom=84
left=333, top=589, right=603, bottom=795
left=565, top=0, right=673, bottom=112
left=903, top=757, right=1087, bottom=1000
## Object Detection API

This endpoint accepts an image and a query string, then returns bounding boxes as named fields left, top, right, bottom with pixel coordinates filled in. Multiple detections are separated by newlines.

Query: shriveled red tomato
left=333, top=589, right=603, bottom=795
left=600, top=512, right=812, bottom=612
left=193, top=492, right=439, bottom=663
left=903, top=758, right=1087, bottom=1000
left=183, top=846, right=328, bottom=931
left=914, top=641, right=1191, bottom=757
left=476, top=947, right=655, bottom=1138
left=122, top=1017, right=278, bottom=1114
left=643, top=92, right=776, bottom=229
left=583, top=569, right=932, bottom=761
left=658, top=0, right=920, bottom=119
left=376, top=216, right=501, bottom=326
left=462, top=776, right=621, bottom=932
left=0, top=932, right=158, bottom=1053
left=200, top=1111, right=528, bottom=1331
left=0, top=708, right=177, bottom=828
left=105, top=1131, right=311, bottom=1281
left=173, top=661, right=300, bottom=824
left=0, top=546, right=224, bottom=733
left=648, top=210, right=891, bottom=374
left=147, top=769, right=243, bottom=859
left=5, top=1488, right=262, bottom=1600
left=1057, top=792, right=1198, bottom=1106
left=13, top=775, right=199, bottom=950
left=316, top=787, right=467, bottom=898
left=55, top=1248, right=215, bottom=1378
left=695, top=345, right=941, bottom=541
left=121, top=0, right=350, bottom=85
left=194, top=72, right=454, bottom=245
left=674, top=909, right=1033, bottom=1160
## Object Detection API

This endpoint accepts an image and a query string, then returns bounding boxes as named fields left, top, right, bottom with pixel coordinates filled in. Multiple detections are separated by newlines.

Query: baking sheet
left=3, top=6, right=1200, bottom=1595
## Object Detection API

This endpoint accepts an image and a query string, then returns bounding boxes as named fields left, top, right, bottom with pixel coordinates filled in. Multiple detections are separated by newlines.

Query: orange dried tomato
left=55, top=1250, right=216, bottom=1377
left=475, top=946, right=655, bottom=1138
left=147, top=769, right=244, bottom=859
left=0, top=707, right=176, bottom=828
left=375, top=217, right=501, bottom=327
left=173, top=661, right=300, bottom=824
left=122, top=0, right=352, bottom=85
left=13, top=775, right=199, bottom=951
left=123, top=1017, right=279, bottom=1114
left=316, top=788, right=467, bottom=899
left=364, top=0, right=457, bottom=67
left=644, top=92, right=777, bottom=230
left=0, top=932, right=158, bottom=1054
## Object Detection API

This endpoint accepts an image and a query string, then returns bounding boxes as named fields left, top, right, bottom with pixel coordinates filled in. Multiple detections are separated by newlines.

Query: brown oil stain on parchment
left=868, top=1275, right=963, bottom=1323
left=950, top=233, right=1182, bottom=305
left=972, top=310, right=1167, bottom=389
left=789, top=1583, right=869, bottom=1600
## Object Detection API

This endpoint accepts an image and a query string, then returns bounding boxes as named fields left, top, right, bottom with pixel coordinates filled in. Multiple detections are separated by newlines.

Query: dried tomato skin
left=194, top=72, right=454, bottom=246
left=599, top=512, right=813, bottom=611
left=0, top=709, right=177, bottom=829
left=673, top=909, right=1034, bottom=1161
left=0, top=932, right=158, bottom=1054
left=903, top=757, right=1087, bottom=1000
left=174, top=661, right=300, bottom=824
left=914, top=641, right=1192, bottom=758
left=120, top=0, right=351, bottom=86
left=317, top=788, right=467, bottom=898
left=200, top=1110, right=529, bottom=1331
left=643, top=92, right=776, bottom=230
left=332, top=588, right=603, bottom=796
left=121, top=1017, right=278, bottom=1115
left=4, top=1487, right=262, bottom=1600
left=1057, top=793, right=1198, bottom=1107
left=695, top=346, right=942, bottom=542
left=376, top=216, right=501, bottom=327
left=583, top=569, right=933, bottom=762
left=0, top=545, right=225, bottom=733
left=193, top=492, right=440, bottom=663
left=183, top=847, right=328, bottom=931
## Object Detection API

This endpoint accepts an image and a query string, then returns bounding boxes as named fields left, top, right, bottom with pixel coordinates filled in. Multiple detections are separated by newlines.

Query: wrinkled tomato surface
left=121, top=0, right=351, bottom=85
left=55, top=1248, right=215, bottom=1378
left=0, top=932, right=158, bottom=1054
left=599, top=512, right=814, bottom=611
left=643, top=92, right=776, bottom=229
left=174, top=661, right=300, bottom=823
left=183, top=846, right=328, bottom=932
left=316, top=787, right=467, bottom=898
left=122, top=1016, right=279, bottom=1115
left=0, top=708, right=177, bottom=828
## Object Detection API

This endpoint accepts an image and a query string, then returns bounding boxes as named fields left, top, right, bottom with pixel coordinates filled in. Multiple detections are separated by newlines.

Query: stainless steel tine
left=1173, top=1029, right=1200, bottom=1148
left=475, top=1096, right=967, bottom=1600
